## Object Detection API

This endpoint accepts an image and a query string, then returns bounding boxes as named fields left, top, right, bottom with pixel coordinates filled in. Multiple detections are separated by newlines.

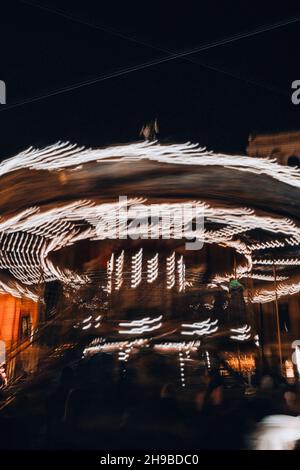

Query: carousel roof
left=0, top=140, right=300, bottom=304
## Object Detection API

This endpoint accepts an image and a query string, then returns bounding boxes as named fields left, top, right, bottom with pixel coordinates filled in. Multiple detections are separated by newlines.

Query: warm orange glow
left=225, top=353, right=256, bottom=374
left=0, top=294, right=39, bottom=352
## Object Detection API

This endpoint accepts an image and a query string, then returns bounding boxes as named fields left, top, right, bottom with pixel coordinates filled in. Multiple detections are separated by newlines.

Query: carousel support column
left=38, top=268, right=46, bottom=324
left=259, top=303, right=266, bottom=372
left=9, top=295, right=18, bottom=354
left=233, top=254, right=237, bottom=279
left=247, top=270, right=254, bottom=326
left=248, top=270, right=260, bottom=376
left=273, top=262, right=283, bottom=375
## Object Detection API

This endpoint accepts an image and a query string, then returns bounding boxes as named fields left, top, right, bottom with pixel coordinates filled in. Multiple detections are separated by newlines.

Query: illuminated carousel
left=1, top=139, right=300, bottom=389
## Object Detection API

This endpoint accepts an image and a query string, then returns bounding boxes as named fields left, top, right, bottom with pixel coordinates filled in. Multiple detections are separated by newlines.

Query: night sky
left=1, top=0, right=300, bottom=159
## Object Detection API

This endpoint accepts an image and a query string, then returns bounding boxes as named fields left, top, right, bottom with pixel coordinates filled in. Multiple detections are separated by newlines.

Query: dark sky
left=1, top=0, right=300, bottom=158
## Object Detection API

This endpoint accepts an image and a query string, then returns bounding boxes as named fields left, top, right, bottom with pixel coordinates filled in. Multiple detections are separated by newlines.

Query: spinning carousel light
left=154, top=340, right=200, bottom=352
left=181, top=318, right=219, bottom=336
left=2, top=140, right=300, bottom=304
left=147, top=253, right=159, bottom=283
left=286, top=237, right=300, bottom=247
left=1, top=196, right=300, bottom=300
left=166, top=252, right=176, bottom=290
left=251, top=274, right=288, bottom=281
left=82, top=315, right=92, bottom=323
left=131, top=248, right=143, bottom=289
left=231, top=325, right=251, bottom=334
left=177, top=256, right=186, bottom=293
left=206, top=350, right=211, bottom=370
left=119, top=315, right=162, bottom=335
left=83, top=338, right=148, bottom=357
left=118, top=323, right=162, bottom=335
left=118, top=343, right=133, bottom=363
left=230, top=324, right=251, bottom=341
left=106, top=253, right=114, bottom=294
left=252, top=281, right=300, bottom=303
left=115, top=250, right=124, bottom=290
left=230, top=333, right=251, bottom=341
left=5, top=141, right=300, bottom=192
left=249, top=240, right=286, bottom=251
left=179, top=352, right=186, bottom=387
left=212, top=271, right=287, bottom=284
left=253, top=258, right=300, bottom=266
left=0, top=279, right=39, bottom=301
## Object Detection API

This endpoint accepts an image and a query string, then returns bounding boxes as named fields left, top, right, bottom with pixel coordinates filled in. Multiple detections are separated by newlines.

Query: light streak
left=230, top=324, right=251, bottom=341
left=2, top=140, right=300, bottom=305
left=0, top=279, right=39, bottom=301
left=115, top=250, right=124, bottom=290
left=181, top=318, right=219, bottom=336
left=119, top=315, right=162, bottom=335
left=83, top=338, right=147, bottom=356
left=249, top=240, right=286, bottom=251
left=230, top=333, right=251, bottom=341
left=106, top=252, right=114, bottom=294
left=206, top=350, right=211, bottom=370
left=118, top=323, right=162, bottom=335
left=147, top=253, right=159, bottom=283
left=154, top=340, right=200, bottom=352
left=82, top=315, right=92, bottom=323
left=1, top=197, right=300, bottom=294
left=252, top=280, right=300, bottom=303
left=212, top=272, right=288, bottom=284
left=131, top=248, right=143, bottom=288
left=166, top=251, right=176, bottom=290
left=231, top=324, right=251, bottom=334
left=179, top=351, right=186, bottom=387
left=177, top=255, right=186, bottom=293
left=253, top=258, right=300, bottom=266
left=119, top=315, right=163, bottom=327
left=4, top=140, right=300, bottom=192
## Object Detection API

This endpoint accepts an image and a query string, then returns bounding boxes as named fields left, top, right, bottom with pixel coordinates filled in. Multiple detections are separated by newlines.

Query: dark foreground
left=1, top=353, right=300, bottom=451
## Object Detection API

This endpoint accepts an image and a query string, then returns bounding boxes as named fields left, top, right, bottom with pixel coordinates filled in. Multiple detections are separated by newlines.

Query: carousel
left=1, top=137, right=300, bottom=391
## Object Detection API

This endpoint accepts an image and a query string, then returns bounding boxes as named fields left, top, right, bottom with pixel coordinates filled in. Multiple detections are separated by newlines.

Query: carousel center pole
left=273, top=261, right=283, bottom=375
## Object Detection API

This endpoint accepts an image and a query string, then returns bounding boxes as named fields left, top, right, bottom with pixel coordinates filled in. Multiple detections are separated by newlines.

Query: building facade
left=247, top=129, right=300, bottom=166
left=248, top=130, right=300, bottom=377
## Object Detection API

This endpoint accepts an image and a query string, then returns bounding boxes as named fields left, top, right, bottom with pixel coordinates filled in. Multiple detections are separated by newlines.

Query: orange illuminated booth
left=0, top=294, right=39, bottom=377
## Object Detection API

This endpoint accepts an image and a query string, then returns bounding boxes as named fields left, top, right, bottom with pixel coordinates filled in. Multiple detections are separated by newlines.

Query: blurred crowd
left=1, top=353, right=300, bottom=450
